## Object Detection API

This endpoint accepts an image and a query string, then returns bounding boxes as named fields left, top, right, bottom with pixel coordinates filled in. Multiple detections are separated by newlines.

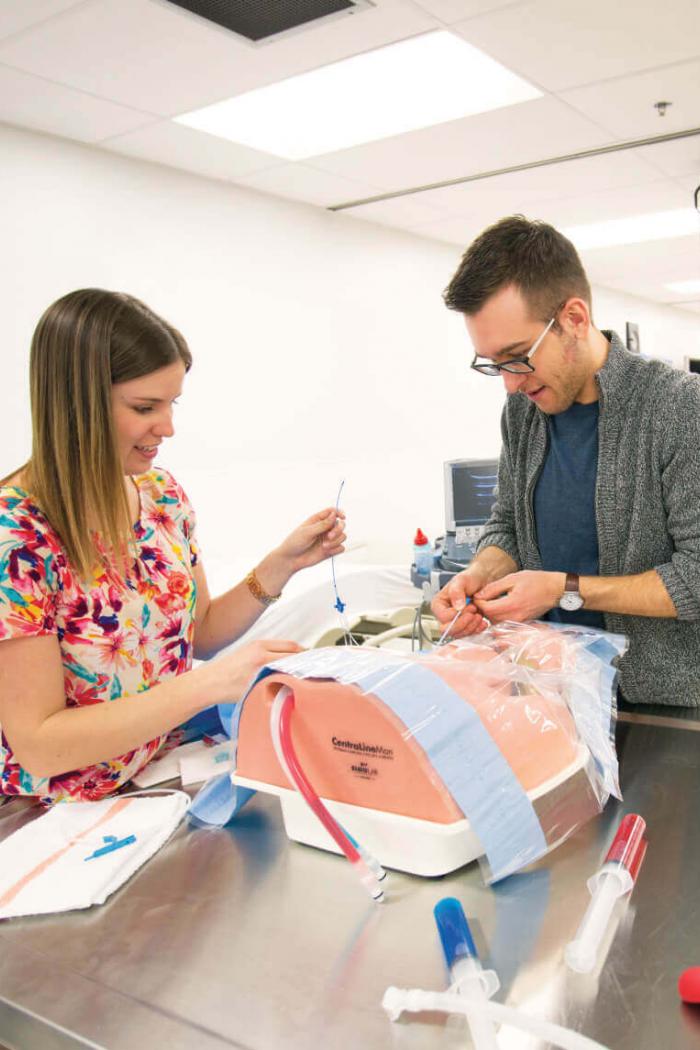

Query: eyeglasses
left=470, top=315, right=556, bottom=376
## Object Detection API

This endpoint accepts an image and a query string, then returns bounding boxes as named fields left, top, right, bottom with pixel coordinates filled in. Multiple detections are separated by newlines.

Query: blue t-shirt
left=534, top=400, right=605, bottom=629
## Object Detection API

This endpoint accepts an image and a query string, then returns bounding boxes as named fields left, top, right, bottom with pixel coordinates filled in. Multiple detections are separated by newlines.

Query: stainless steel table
left=1, top=710, right=700, bottom=1049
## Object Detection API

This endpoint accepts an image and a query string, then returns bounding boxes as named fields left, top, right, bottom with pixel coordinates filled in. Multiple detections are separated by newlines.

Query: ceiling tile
left=410, top=0, right=525, bottom=24
left=389, top=195, right=700, bottom=297
left=1, top=0, right=697, bottom=315
left=414, top=149, right=665, bottom=215
left=0, top=0, right=437, bottom=117
left=560, top=59, right=700, bottom=140
left=674, top=173, right=700, bottom=195
left=0, top=0, right=85, bottom=42
left=0, top=63, right=155, bottom=142
left=579, top=237, right=700, bottom=302
left=395, top=212, right=497, bottom=247
left=169, top=0, right=438, bottom=97
left=634, top=134, right=700, bottom=177
left=345, top=194, right=449, bottom=230
left=102, top=120, right=278, bottom=180
left=233, top=163, right=382, bottom=207
left=532, top=177, right=690, bottom=228
left=453, top=0, right=700, bottom=92
left=311, top=95, right=612, bottom=194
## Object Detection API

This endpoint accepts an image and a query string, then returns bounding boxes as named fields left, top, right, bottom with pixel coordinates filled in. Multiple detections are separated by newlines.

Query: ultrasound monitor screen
left=448, top=461, right=498, bottom=526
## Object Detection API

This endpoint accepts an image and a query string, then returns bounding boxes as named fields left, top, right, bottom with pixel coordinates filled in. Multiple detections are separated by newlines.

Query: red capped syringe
left=565, top=814, right=647, bottom=974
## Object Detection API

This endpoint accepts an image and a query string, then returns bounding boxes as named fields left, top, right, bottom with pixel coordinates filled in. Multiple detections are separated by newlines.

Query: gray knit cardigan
left=477, top=331, right=700, bottom=706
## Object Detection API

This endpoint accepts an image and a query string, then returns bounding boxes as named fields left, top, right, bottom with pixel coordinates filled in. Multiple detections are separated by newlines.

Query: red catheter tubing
left=277, top=689, right=361, bottom=864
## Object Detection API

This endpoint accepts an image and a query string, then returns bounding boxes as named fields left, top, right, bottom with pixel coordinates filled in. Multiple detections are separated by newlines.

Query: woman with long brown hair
left=0, top=289, right=345, bottom=802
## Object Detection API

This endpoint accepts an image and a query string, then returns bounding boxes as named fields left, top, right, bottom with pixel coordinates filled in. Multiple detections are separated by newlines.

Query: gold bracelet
left=245, top=568, right=281, bottom=607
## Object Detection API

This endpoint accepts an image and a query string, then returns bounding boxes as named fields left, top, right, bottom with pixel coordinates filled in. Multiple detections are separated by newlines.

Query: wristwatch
left=559, top=572, right=584, bottom=612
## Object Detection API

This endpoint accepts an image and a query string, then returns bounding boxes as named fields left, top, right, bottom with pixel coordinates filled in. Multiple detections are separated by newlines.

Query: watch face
left=559, top=591, right=584, bottom=612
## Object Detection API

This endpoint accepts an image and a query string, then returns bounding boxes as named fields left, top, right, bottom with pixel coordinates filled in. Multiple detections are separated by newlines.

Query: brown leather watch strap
left=565, top=572, right=580, bottom=593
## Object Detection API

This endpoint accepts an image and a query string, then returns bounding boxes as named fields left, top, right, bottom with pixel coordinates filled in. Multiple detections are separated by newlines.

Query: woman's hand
left=251, top=509, right=346, bottom=598
left=212, top=638, right=304, bottom=701
left=276, top=508, right=347, bottom=573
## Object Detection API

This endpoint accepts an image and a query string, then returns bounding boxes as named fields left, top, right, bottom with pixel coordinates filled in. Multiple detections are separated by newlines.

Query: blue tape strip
left=364, top=662, right=547, bottom=881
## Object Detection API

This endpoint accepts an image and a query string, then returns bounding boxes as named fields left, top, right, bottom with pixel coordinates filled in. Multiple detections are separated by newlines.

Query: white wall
left=591, top=285, right=700, bottom=367
left=3, top=123, right=700, bottom=570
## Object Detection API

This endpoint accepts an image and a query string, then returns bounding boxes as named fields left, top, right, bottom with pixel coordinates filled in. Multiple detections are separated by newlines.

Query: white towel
left=0, top=791, right=190, bottom=919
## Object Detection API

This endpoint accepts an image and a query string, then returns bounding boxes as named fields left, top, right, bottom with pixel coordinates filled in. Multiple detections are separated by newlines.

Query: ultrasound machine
left=411, top=457, right=499, bottom=595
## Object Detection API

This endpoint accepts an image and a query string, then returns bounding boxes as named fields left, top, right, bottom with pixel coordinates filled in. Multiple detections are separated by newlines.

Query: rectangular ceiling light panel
left=174, top=30, right=542, bottom=159
left=564, top=209, right=700, bottom=250
left=163, top=0, right=372, bottom=44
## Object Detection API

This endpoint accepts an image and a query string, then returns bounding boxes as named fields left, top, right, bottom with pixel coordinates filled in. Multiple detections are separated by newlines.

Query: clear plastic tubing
left=383, top=988, right=613, bottom=1050
left=270, top=686, right=384, bottom=902
left=565, top=813, right=647, bottom=974
left=434, top=898, right=499, bottom=1050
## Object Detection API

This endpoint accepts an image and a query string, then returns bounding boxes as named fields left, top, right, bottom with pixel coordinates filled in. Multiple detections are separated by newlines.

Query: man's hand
left=431, top=570, right=489, bottom=637
left=474, top=570, right=565, bottom=623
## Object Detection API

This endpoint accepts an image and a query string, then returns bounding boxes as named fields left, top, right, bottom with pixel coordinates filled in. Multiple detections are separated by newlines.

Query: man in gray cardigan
left=432, top=215, right=700, bottom=706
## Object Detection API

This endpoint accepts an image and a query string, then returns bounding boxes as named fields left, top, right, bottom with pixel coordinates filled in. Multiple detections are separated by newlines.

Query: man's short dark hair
left=443, top=215, right=591, bottom=321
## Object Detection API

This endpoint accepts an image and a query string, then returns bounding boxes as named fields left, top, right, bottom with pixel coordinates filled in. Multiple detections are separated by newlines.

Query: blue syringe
left=434, top=897, right=500, bottom=1049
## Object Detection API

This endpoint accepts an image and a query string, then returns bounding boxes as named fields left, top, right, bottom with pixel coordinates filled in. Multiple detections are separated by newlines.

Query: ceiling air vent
left=162, top=0, right=375, bottom=44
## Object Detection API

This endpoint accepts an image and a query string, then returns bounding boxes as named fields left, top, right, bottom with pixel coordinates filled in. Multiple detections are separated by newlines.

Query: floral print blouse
left=0, top=469, right=199, bottom=803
